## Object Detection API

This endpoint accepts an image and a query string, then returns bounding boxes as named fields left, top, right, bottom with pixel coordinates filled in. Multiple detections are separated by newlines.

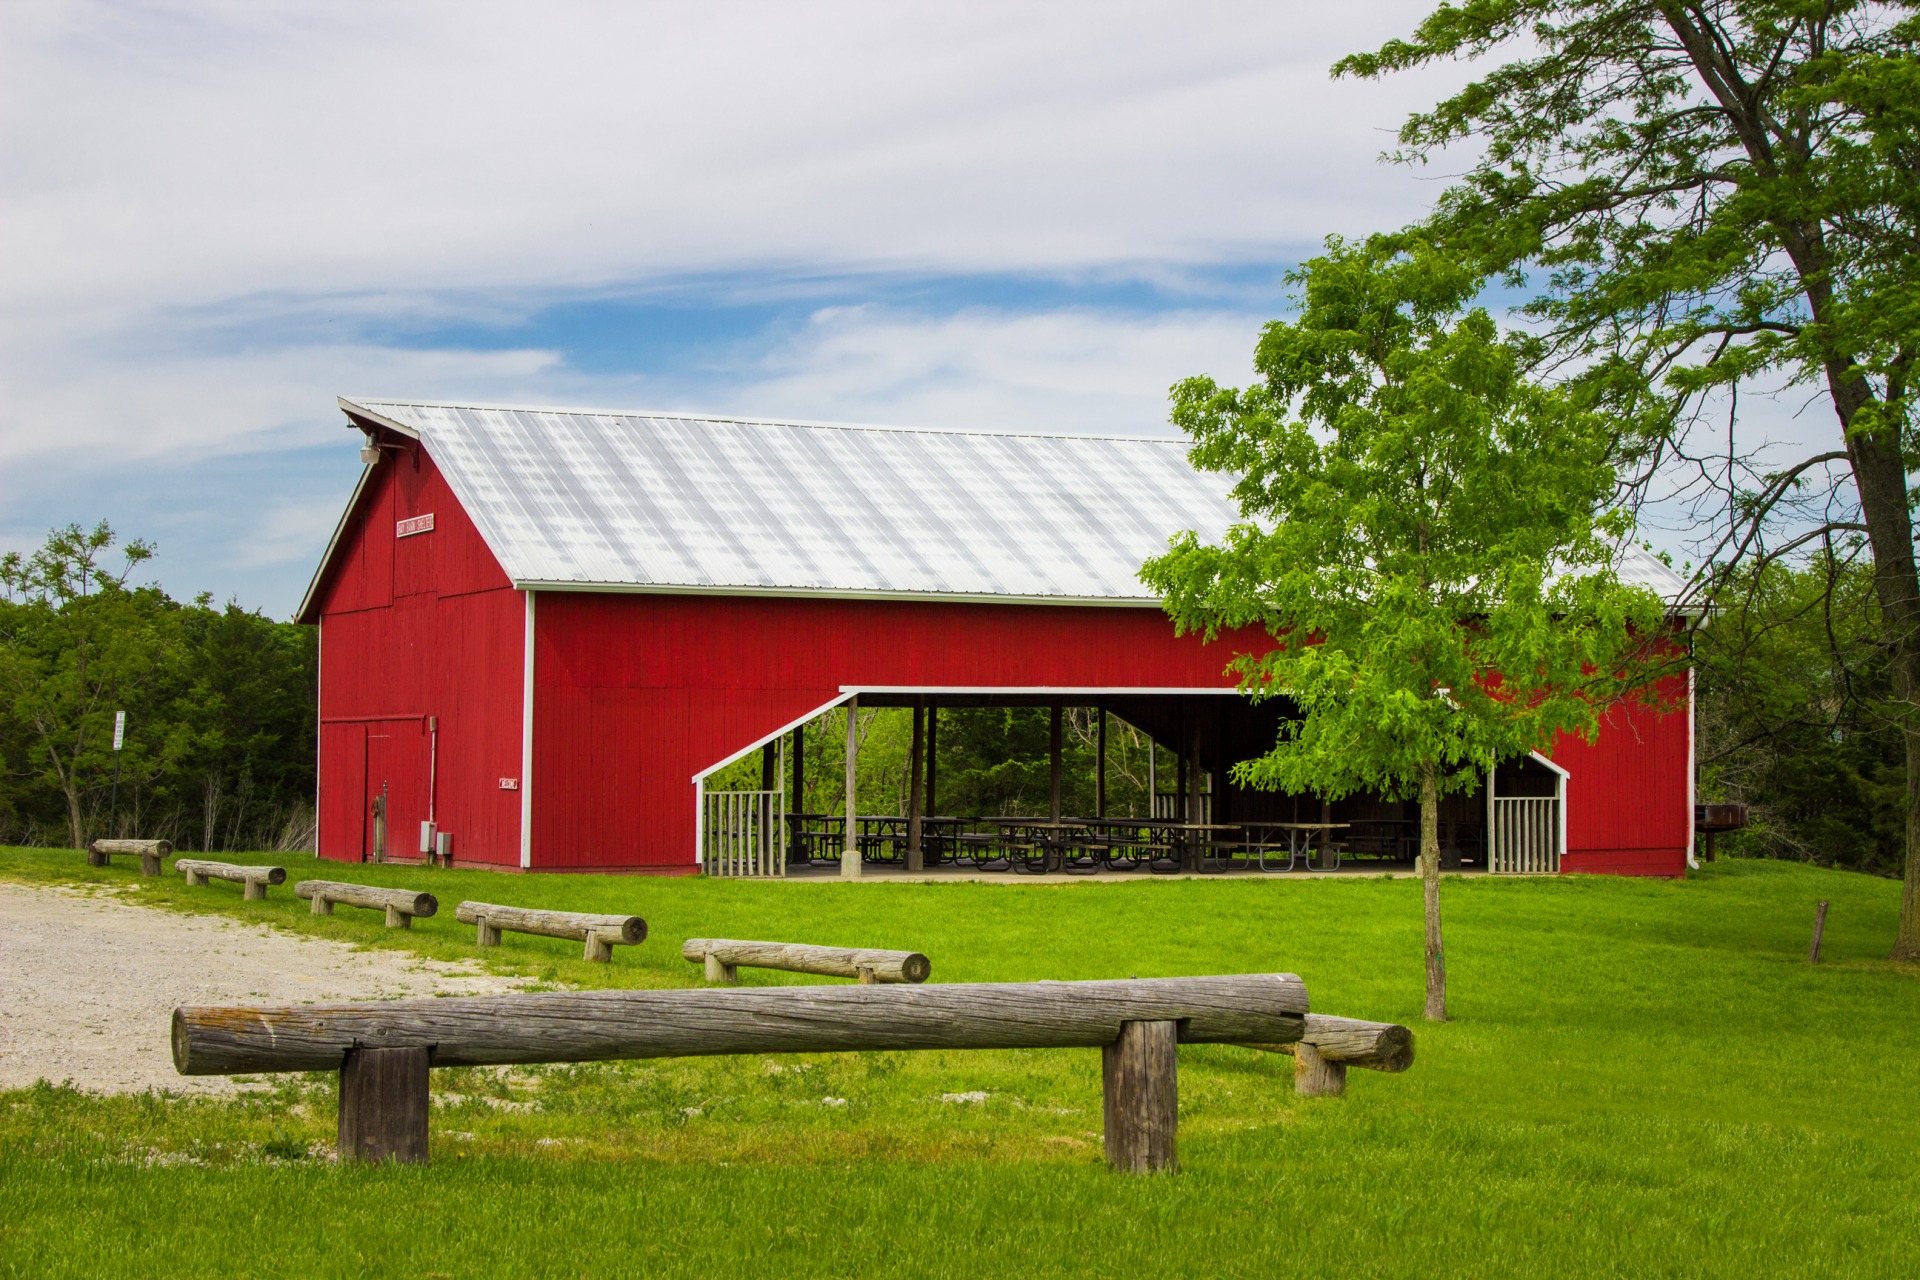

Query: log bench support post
left=1292, top=1042, right=1346, bottom=1097
left=1103, top=1019, right=1178, bottom=1174
left=385, top=905, right=410, bottom=929
left=338, top=1046, right=430, bottom=1165
left=311, top=894, right=333, bottom=916
left=475, top=920, right=503, bottom=948
left=704, top=954, right=736, bottom=983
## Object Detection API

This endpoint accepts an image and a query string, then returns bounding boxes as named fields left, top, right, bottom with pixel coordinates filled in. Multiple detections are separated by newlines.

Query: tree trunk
left=1827, top=380, right=1920, bottom=959
left=1419, top=763, right=1447, bottom=1021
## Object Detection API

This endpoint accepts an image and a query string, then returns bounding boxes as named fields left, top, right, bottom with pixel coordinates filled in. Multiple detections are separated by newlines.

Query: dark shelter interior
left=754, top=692, right=1512, bottom=875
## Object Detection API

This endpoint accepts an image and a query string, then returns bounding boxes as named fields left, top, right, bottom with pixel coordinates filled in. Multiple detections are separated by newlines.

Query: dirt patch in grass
left=0, top=881, right=528, bottom=1094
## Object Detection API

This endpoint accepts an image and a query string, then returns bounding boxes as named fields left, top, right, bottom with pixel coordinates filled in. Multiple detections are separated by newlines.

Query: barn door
left=319, top=722, right=367, bottom=862
left=364, top=720, right=430, bottom=865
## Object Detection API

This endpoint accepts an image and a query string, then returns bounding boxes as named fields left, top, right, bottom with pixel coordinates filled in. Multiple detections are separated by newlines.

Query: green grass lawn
left=2, top=847, right=1916, bottom=1278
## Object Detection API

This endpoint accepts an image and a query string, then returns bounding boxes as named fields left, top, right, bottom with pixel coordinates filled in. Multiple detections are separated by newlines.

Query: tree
left=1336, top=2, right=1920, bottom=952
left=1142, top=239, right=1670, bottom=1020
left=0, top=523, right=175, bottom=850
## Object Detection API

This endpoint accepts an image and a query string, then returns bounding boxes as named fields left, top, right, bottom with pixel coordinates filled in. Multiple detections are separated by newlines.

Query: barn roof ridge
left=341, top=396, right=1189, bottom=447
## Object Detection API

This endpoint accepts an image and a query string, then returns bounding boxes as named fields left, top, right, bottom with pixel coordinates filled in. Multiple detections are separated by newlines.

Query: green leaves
left=1144, top=238, right=1668, bottom=804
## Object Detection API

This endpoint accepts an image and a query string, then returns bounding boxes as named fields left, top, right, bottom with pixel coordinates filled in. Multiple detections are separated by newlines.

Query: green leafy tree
left=0, top=523, right=177, bottom=850
left=1335, top=2, right=1920, bottom=952
left=1142, top=239, right=1669, bottom=1020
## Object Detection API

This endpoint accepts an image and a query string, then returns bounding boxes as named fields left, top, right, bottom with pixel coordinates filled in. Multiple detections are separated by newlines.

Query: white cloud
left=719, top=304, right=1265, bottom=434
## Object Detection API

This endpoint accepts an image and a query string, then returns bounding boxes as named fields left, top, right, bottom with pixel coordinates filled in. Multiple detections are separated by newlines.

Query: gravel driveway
left=0, top=881, right=526, bottom=1093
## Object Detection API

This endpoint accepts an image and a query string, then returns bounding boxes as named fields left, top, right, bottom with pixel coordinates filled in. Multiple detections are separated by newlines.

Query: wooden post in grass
left=338, top=1046, right=429, bottom=1164
left=1103, top=1020, right=1178, bottom=1173
left=1810, top=900, right=1830, bottom=964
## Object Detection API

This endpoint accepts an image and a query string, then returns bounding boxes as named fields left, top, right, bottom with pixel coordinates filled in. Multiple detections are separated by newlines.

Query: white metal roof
left=314, top=397, right=1689, bottom=610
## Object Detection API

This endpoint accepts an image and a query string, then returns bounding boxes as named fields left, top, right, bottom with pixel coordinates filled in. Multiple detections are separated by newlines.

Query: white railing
left=1153, top=792, right=1212, bottom=822
left=1489, top=797, right=1559, bottom=874
left=703, top=789, right=786, bottom=878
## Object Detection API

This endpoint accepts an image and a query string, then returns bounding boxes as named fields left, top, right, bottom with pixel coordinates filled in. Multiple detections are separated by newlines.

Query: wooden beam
left=842, top=699, right=861, bottom=878
left=906, top=699, right=926, bottom=872
left=1049, top=700, right=1063, bottom=824
left=683, top=938, right=931, bottom=984
left=789, top=721, right=805, bottom=864
left=89, top=838, right=172, bottom=876
left=295, top=880, right=437, bottom=927
left=177, top=859, right=286, bottom=900
left=455, top=901, right=647, bottom=961
left=1096, top=704, right=1107, bottom=819
left=171, top=973, right=1309, bottom=1074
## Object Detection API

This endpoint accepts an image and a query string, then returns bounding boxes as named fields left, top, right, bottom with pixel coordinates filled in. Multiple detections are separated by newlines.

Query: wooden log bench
left=682, top=938, right=930, bottom=985
left=177, top=859, right=287, bottom=901
left=88, top=838, right=173, bottom=876
left=1243, top=1013, right=1415, bottom=1096
left=295, top=880, right=438, bottom=929
left=172, top=973, right=1316, bottom=1172
left=455, top=901, right=647, bottom=962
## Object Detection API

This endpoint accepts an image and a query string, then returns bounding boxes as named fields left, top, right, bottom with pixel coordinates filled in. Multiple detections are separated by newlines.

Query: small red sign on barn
left=396, top=513, right=435, bottom=538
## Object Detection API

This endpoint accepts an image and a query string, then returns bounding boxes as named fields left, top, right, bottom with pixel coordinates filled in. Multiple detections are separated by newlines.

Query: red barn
left=297, top=397, right=1695, bottom=877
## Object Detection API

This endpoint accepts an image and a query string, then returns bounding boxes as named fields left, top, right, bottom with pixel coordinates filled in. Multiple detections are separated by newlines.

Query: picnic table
left=1242, top=821, right=1351, bottom=871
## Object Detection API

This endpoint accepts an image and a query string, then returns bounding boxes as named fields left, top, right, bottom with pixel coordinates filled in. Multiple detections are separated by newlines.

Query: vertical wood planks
left=338, top=1046, right=430, bottom=1164
left=1103, top=1019, right=1178, bottom=1173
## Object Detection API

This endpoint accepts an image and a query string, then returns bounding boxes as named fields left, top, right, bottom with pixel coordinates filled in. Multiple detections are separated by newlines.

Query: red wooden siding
left=1547, top=673, right=1692, bottom=876
left=528, top=592, right=1263, bottom=870
left=311, top=450, right=525, bottom=866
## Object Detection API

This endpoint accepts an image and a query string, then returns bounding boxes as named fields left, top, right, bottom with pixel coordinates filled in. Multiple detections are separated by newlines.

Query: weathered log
left=455, top=901, right=647, bottom=963
left=88, top=839, right=173, bottom=876
left=177, top=859, right=286, bottom=901
left=172, top=973, right=1308, bottom=1075
left=1103, top=1019, right=1178, bottom=1172
left=681, top=938, right=931, bottom=984
left=339, top=1046, right=429, bottom=1164
left=294, top=880, right=437, bottom=928
left=1241, top=1013, right=1414, bottom=1080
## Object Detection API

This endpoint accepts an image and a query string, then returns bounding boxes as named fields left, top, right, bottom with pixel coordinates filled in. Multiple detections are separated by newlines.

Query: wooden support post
left=1103, top=1019, right=1177, bottom=1174
left=385, top=904, right=410, bottom=929
left=243, top=878, right=266, bottom=902
left=311, top=894, right=333, bottom=916
left=1293, top=1042, right=1347, bottom=1097
left=583, top=931, right=614, bottom=963
left=476, top=919, right=502, bottom=947
left=704, top=954, right=737, bottom=983
left=1810, top=900, right=1830, bottom=963
left=338, top=1046, right=430, bottom=1165
left=926, top=703, right=938, bottom=819
left=857, top=966, right=877, bottom=984
left=1185, top=714, right=1204, bottom=872
left=842, top=698, right=861, bottom=878
left=906, top=698, right=926, bottom=873
left=789, top=722, right=805, bottom=863
left=1096, top=705, right=1107, bottom=819
left=1049, top=701, right=1063, bottom=824
left=761, top=742, right=777, bottom=792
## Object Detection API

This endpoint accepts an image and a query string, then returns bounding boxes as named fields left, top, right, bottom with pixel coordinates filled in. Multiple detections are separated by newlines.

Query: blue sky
left=0, top=2, right=1823, bottom=616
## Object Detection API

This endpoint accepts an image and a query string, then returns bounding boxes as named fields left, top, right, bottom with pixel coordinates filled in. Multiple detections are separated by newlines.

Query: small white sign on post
left=112, top=711, right=126, bottom=752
